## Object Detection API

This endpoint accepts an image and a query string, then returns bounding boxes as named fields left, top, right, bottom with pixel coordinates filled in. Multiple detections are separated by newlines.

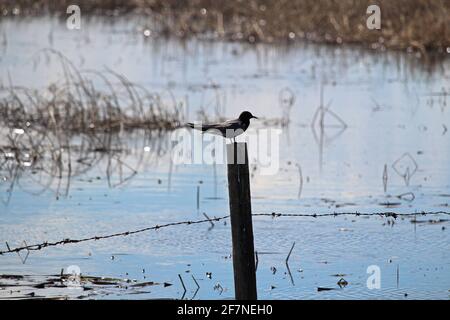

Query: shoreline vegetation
left=0, top=0, right=449, bottom=55
left=0, top=50, right=183, bottom=198
left=0, top=50, right=183, bottom=134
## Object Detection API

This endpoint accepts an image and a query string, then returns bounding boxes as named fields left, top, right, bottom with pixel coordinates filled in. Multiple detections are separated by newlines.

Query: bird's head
left=239, top=111, right=258, bottom=122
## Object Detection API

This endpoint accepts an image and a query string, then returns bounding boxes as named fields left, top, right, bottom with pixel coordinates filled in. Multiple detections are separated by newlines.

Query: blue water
left=0, top=17, right=449, bottom=299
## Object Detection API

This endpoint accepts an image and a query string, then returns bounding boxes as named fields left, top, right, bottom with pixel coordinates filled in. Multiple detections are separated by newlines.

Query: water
left=0, top=17, right=449, bottom=299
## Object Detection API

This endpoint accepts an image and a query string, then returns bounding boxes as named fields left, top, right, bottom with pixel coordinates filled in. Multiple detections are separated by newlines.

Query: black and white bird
left=186, top=111, right=258, bottom=143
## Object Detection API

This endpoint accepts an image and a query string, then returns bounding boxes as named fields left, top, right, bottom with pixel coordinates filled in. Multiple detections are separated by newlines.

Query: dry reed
left=1, top=0, right=449, bottom=53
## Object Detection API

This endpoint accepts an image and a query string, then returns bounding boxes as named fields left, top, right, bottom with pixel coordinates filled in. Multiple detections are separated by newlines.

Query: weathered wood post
left=226, top=142, right=257, bottom=300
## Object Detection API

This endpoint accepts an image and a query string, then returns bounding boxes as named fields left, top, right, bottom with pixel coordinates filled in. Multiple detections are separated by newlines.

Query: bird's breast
left=241, top=121, right=249, bottom=131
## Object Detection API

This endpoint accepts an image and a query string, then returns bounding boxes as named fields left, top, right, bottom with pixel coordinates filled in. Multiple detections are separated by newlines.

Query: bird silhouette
left=186, top=111, right=258, bottom=143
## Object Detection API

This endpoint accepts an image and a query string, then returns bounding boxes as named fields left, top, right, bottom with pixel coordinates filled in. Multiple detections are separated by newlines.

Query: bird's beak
left=252, top=115, right=258, bottom=119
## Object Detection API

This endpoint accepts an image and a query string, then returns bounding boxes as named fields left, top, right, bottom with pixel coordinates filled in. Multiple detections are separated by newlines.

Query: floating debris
left=410, top=218, right=448, bottom=225
left=397, top=192, right=415, bottom=202
left=317, top=287, right=336, bottom=292
left=379, top=202, right=402, bottom=208
left=0, top=273, right=172, bottom=299
left=213, top=283, right=224, bottom=295
left=337, top=278, right=348, bottom=288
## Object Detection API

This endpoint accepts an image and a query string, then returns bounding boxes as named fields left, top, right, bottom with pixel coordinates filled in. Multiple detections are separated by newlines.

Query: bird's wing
left=186, top=119, right=244, bottom=135
left=187, top=119, right=246, bottom=137
left=211, top=119, right=242, bottom=130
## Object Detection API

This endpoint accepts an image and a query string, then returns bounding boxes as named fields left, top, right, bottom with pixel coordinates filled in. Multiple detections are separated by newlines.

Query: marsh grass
left=0, top=50, right=183, bottom=134
left=0, top=50, right=182, bottom=200
left=2, top=0, right=449, bottom=54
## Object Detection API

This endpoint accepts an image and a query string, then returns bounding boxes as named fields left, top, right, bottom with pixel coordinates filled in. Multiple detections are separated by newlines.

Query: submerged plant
left=0, top=50, right=183, bottom=201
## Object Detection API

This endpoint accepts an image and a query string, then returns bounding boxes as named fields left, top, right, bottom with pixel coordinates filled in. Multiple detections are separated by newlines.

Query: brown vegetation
left=1, top=0, right=449, bottom=53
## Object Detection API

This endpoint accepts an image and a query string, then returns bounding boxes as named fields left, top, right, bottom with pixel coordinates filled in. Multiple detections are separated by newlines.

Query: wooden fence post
left=226, top=142, right=257, bottom=300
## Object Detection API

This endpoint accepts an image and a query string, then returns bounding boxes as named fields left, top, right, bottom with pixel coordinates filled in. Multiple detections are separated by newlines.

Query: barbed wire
left=254, top=211, right=450, bottom=218
left=1, top=211, right=449, bottom=256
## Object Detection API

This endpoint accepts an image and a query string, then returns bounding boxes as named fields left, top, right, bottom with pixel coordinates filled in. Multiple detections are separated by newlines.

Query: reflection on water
left=0, top=17, right=449, bottom=299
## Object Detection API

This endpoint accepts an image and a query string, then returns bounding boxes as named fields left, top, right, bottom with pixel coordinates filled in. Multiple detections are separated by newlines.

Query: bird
left=186, top=111, right=258, bottom=143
